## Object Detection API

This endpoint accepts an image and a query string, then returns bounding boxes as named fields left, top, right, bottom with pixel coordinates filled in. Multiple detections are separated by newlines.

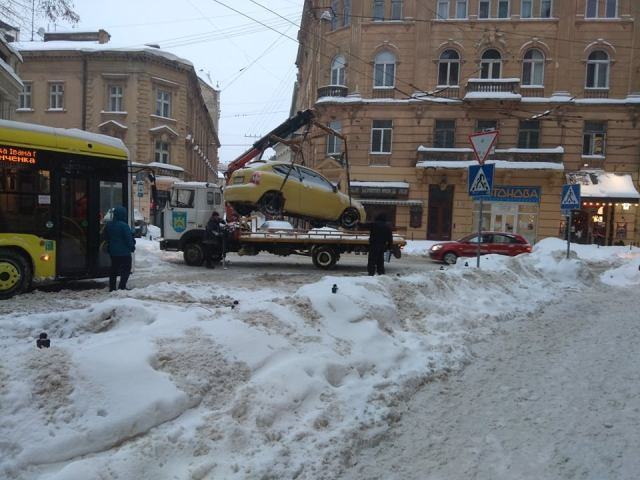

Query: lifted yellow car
left=225, top=161, right=366, bottom=229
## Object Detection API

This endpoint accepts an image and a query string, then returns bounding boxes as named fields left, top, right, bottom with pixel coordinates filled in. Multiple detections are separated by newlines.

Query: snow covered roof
left=416, top=160, right=565, bottom=171
left=495, top=147, right=564, bottom=154
left=147, top=162, right=184, bottom=172
left=350, top=181, right=410, bottom=189
left=567, top=171, right=640, bottom=200
left=316, top=92, right=463, bottom=105
left=418, top=147, right=473, bottom=153
left=11, top=40, right=193, bottom=68
left=0, top=57, right=23, bottom=87
left=464, top=92, right=522, bottom=101
left=522, top=94, right=640, bottom=105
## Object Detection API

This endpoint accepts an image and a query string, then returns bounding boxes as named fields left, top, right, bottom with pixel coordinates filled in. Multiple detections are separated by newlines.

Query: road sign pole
left=566, top=210, right=572, bottom=259
left=477, top=198, right=484, bottom=268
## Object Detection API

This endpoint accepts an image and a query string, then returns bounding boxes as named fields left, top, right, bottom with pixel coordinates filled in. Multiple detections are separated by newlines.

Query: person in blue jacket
left=104, top=206, right=135, bottom=291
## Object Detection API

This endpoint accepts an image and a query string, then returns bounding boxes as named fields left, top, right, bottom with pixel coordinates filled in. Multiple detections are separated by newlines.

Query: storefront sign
left=0, top=145, right=37, bottom=165
left=484, top=185, right=540, bottom=203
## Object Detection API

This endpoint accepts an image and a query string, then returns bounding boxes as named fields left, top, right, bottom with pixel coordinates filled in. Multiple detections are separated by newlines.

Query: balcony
left=583, top=88, right=609, bottom=99
left=317, top=85, right=348, bottom=99
left=464, top=78, right=522, bottom=101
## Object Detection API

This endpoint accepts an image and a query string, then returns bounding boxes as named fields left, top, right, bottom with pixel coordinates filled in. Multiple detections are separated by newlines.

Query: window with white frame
left=583, top=121, right=606, bottom=156
left=434, top=120, right=456, bottom=148
left=371, top=120, right=392, bottom=153
left=327, top=120, right=343, bottom=156
left=155, top=140, right=170, bottom=163
left=586, top=0, right=617, bottom=18
left=155, top=89, right=172, bottom=117
left=18, top=82, right=32, bottom=109
left=540, top=0, right=552, bottom=17
left=438, top=49, right=460, bottom=86
left=437, top=0, right=449, bottom=19
left=518, top=120, right=540, bottom=148
left=498, top=0, right=509, bottom=17
left=108, top=85, right=124, bottom=112
left=586, top=50, right=610, bottom=88
left=331, top=55, right=346, bottom=86
left=331, top=0, right=339, bottom=29
left=476, top=120, right=498, bottom=132
left=391, top=0, right=402, bottom=19
left=372, top=0, right=384, bottom=20
left=522, top=49, right=545, bottom=86
left=373, top=50, right=396, bottom=88
left=521, top=0, right=532, bottom=18
left=479, top=0, right=490, bottom=18
left=343, top=0, right=352, bottom=25
left=456, top=0, right=468, bottom=18
left=49, top=83, right=64, bottom=110
left=481, top=49, right=502, bottom=79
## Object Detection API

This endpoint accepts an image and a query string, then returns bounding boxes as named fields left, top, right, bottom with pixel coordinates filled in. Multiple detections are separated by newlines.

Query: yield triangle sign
left=469, top=130, right=499, bottom=165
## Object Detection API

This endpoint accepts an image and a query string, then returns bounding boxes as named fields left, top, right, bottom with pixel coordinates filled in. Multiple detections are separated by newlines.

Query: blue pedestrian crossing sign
left=561, top=184, right=581, bottom=210
left=468, top=163, right=494, bottom=197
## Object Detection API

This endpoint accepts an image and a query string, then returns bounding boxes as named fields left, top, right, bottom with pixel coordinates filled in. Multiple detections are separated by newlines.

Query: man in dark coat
left=359, top=214, right=393, bottom=276
left=104, top=206, right=135, bottom=291
left=203, top=211, right=226, bottom=268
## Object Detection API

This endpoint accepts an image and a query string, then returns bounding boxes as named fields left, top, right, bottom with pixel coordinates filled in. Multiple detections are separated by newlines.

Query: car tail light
left=250, top=172, right=261, bottom=185
left=525, top=245, right=532, bottom=252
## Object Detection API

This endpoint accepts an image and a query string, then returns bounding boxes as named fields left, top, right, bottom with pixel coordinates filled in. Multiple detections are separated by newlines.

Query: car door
left=297, top=166, right=341, bottom=219
left=489, top=233, right=512, bottom=256
left=271, top=164, right=302, bottom=215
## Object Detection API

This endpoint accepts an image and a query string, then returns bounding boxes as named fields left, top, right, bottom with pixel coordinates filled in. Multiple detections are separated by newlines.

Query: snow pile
left=0, top=238, right=638, bottom=479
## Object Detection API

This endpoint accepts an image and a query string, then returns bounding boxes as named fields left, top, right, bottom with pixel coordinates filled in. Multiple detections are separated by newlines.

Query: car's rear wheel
left=312, top=246, right=338, bottom=269
left=0, top=250, right=31, bottom=299
left=259, top=191, right=283, bottom=216
left=443, top=252, right=458, bottom=265
left=339, top=207, right=360, bottom=229
left=183, top=242, right=205, bottom=266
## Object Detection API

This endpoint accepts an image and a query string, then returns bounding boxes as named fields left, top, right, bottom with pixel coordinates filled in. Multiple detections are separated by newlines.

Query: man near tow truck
left=358, top=214, right=393, bottom=276
left=203, top=211, right=226, bottom=269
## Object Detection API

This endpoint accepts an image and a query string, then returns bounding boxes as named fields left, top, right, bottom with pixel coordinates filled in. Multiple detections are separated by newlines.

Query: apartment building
left=294, top=0, right=640, bottom=245
left=0, top=21, right=22, bottom=120
left=11, top=30, right=220, bottom=222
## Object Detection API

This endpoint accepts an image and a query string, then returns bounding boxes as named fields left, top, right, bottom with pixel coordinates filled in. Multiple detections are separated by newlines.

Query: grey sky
left=25, top=0, right=304, bottom=165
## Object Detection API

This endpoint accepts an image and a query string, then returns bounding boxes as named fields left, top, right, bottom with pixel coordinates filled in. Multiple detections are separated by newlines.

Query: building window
left=373, top=50, right=396, bottom=88
left=518, top=120, right=540, bottom=148
left=522, top=49, right=544, bottom=86
left=540, top=0, right=552, bottom=17
left=479, top=0, right=490, bottom=18
left=155, top=140, right=170, bottom=163
left=331, top=55, right=346, bottom=86
left=587, top=0, right=617, bottom=18
left=434, top=120, right=456, bottom=148
left=476, top=120, right=498, bottom=132
left=18, top=82, right=32, bottom=109
left=343, top=0, right=352, bottom=26
left=498, top=0, right=509, bottom=17
left=521, top=0, right=532, bottom=18
left=155, top=89, right=172, bottom=117
left=437, top=0, right=449, bottom=18
left=480, top=49, right=502, bottom=79
left=372, top=0, right=384, bottom=20
left=586, top=50, right=609, bottom=89
left=327, top=120, right=343, bottom=156
left=391, top=0, right=403, bottom=19
left=371, top=120, right=392, bottom=153
left=108, top=85, right=124, bottom=112
left=438, top=50, right=460, bottom=86
left=409, top=205, right=423, bottom=228
left=456, top=0, right=468, bottom=18
left=583, top=121, right=606, bottom=155
left=605, top=0, right=617, bottom=17
left=49, top=83, right=64, bottom=110
left=331, top=0, right=340, bottom=29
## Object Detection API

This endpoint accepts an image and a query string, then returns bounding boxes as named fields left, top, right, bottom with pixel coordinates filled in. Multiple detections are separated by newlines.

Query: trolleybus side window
left=0, top=166, right=51, bottom=236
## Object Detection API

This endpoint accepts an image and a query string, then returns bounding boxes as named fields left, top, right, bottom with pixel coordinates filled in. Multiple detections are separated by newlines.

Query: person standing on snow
left=203, top=211, right=226, bottom=268
left=104, top=206, right=135, bottom=291
left=358, top=213, right=393, bottom=276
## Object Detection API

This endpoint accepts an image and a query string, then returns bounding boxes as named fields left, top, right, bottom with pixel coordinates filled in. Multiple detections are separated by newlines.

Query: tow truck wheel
left=259, top=191, right=283, bottom=216
left=312, top=246, right=338, bottom=269
left=0, top=250, right=31, bottom=299
left=339, top=207, right=360, bottom=229
left=183, top=242, right=205, bottom=266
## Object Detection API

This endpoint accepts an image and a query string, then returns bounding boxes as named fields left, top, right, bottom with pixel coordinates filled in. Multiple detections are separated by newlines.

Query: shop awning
left=567, top=171, right=640, bottom=203
left=350, top=181, right=410, bottom=197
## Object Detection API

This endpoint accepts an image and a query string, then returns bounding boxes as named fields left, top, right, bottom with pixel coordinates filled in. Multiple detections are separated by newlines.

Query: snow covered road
left=343, top=284, right=640, bottom=480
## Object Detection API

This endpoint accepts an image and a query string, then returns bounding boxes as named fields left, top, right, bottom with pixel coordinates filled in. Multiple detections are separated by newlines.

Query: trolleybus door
left=57, top=175, right=89, bottom=275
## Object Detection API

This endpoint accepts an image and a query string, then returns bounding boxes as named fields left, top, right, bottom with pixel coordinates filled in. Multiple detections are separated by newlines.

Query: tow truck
left=159, top=110, right=406, bottom=268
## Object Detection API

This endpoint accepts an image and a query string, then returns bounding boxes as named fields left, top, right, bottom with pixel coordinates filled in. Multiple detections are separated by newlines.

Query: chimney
left=44, top=29, right=110, bottom=44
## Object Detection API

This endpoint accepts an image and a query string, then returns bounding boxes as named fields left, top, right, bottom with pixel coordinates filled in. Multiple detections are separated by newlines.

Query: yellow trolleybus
left=0, top=119, right=130, bottom=299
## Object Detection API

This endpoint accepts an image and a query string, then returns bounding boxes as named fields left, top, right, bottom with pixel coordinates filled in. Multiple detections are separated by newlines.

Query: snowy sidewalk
left=343, top=284, right=640, bottom=480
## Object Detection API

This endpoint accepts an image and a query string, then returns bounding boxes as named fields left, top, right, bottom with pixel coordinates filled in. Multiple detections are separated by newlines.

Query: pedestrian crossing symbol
left=468, top=163, right=494, bottom=197
left=561, top=184, right=581, bottom=210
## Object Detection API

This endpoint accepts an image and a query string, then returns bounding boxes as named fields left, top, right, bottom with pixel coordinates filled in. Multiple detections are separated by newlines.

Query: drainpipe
left=81, top=54, right=87, bottom=130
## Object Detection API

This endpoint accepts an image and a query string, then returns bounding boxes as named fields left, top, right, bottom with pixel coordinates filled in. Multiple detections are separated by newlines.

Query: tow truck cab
left=160, top=182, right=224, bottom=252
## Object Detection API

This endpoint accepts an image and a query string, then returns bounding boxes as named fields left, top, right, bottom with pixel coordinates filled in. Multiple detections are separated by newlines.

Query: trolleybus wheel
left=0, top=250, right=31, bottom=299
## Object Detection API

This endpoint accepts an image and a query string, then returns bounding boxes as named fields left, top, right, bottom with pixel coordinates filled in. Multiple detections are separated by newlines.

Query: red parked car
left=429, top=232, right=532, bottom=265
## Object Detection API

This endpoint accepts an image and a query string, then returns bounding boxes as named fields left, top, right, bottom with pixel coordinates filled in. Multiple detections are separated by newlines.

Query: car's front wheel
left=442, top=252, right=458, bottom=265
left=339, top=207, right=360, bottom=229
left=259, top=191, right=283, bottom=216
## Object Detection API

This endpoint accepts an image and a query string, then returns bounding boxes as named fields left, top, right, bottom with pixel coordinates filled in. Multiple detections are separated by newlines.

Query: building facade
left=294, top=0, right=640, bottom=245
left=11, top=30, right=220, bottom=223
left=0, top=22, right=22, bottom=120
